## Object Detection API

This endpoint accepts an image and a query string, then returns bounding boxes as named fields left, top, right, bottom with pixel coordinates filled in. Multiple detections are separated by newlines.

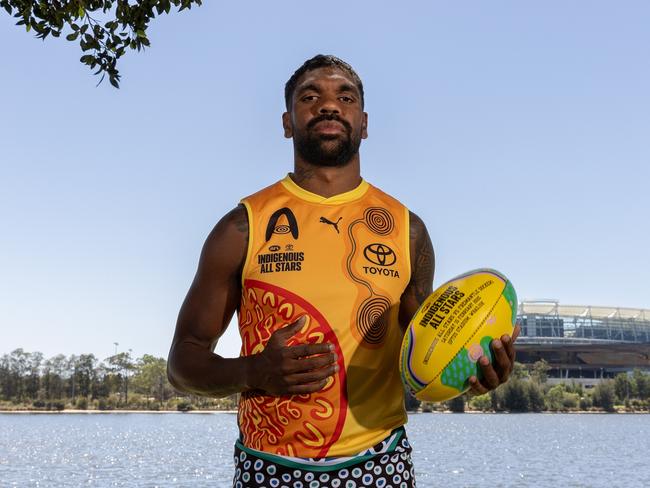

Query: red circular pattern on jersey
left=238, top=279, right=348, bottom=458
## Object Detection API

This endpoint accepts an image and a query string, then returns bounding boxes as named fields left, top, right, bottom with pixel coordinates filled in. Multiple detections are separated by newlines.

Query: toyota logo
left=363, top=243, right=396, bottom=266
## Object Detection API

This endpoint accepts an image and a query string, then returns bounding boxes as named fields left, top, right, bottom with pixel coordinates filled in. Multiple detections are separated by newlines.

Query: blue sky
left=2, top=1, right=649, bottom=361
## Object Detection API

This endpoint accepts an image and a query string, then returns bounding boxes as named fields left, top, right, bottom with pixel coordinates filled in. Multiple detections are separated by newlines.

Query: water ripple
left=0, top=412, right=647, bottom=487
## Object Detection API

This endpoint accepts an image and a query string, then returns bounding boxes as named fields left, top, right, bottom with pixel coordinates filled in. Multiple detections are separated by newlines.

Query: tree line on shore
left=0, top=348, right=236, bottom=411
left=1, top=349, right=649, bottom=413
left=406, top=362, right=650, bottom=413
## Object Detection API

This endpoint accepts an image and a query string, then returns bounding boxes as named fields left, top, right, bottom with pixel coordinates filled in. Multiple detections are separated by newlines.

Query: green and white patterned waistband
left=235, top=427, right=406, bottom=472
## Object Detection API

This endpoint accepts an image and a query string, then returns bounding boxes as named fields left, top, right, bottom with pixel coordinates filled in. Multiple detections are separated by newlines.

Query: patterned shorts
left=232, top=427, right=416, bottom=488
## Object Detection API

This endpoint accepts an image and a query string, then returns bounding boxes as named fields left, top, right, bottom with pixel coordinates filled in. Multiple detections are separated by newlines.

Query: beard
left=293, top=115, right=362, bottom=168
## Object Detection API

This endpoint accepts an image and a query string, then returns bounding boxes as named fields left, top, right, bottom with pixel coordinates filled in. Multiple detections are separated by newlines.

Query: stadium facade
left=516, top=301, right=650, bottom=384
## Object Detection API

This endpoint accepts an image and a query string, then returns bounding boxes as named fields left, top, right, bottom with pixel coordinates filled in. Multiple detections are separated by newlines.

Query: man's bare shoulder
left=223, top=204, right=248, bottom=234
left=199, top=205, right=248, bottom=275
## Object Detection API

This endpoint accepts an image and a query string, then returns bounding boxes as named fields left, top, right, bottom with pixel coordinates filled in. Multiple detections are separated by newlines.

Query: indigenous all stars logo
left=260, top=208, right=303, bottom=273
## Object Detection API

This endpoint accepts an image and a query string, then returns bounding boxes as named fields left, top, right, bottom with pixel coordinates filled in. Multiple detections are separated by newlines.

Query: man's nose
left=318, top=96, right=340, bottom=114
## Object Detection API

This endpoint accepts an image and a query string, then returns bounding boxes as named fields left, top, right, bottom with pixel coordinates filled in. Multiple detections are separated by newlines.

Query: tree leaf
left=3, top=0, right=204, bottom=88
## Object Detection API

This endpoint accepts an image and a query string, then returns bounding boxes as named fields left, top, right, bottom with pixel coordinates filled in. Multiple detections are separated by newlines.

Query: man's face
left=283, top=67, right=368, bottom=167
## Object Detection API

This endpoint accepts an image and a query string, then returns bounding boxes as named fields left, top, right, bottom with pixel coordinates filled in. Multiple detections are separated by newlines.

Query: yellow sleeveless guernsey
left=238, top=174, right=411, bottom=458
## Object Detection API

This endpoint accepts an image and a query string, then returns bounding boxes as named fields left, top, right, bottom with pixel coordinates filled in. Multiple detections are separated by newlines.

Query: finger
left=288, top=342, right=334, bottom=359
left=512, top=323, right=521, bottom=342
left=501, top=334, right=516, bottom=366
left=478, top=356, right=500, bottom=390
left=491, top=339, right=512, bottom=381
left=285, top=364, right=339, bottom=386
left=468, top=375, right=488, bottom=396
left=284, top=352, right=338, bottom=374
left=272, top=316, right=307, bottom=342
left=285, top=379, right=330, bottom=395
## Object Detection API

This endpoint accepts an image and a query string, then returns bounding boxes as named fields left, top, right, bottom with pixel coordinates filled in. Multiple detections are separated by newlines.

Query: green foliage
left=176, top=400, right=193, bottom=412
left=563, top=381, right=583, bottom=396
left=592, top=380, right=616, bottom=412
left=1, top=0, right=203, bottom=87
left=511, top=362, right=529, bottom=380
left=614, top=373, right=635, bottom=402
left=530, top=359, right=550, bottom=384
left=107, top=350, right=136, bottom=405
left=562, top=392, right=579, bottom=409
left=469, top=393, right=492, bottom=412
left=70, top=354, right=98, bottom=398
left=96, top=398, right=111, bottom=410
left=131, top=354, right=173, bottom=406
left=445, top=395, right=465, bottom=413
left=501, top=378, right=529, bottom=412
left=526, top=380, right=545, bottom=412
left=546, top=384, right=566, bottom=411
left=632, top=369, right=650, bottom=400
left=489, top=389, right=499, bottom=411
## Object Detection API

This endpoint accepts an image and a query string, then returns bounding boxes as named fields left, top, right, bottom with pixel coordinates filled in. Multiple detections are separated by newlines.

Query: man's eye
left=302, top=95, right=317, bottom=102
left=340, top=96, right=354, bottom=103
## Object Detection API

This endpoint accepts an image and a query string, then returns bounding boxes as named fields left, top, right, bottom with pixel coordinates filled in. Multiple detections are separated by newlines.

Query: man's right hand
left=247, top=316, right=339, bottom=396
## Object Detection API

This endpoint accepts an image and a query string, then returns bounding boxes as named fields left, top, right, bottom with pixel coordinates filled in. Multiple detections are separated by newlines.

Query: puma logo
left=320, top=216, right=342, bottom=234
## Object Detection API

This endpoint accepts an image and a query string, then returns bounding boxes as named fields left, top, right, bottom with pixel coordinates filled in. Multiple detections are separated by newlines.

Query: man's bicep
left=399, top=211, right=435, bottom=328
left=172, top=206, right=248, bottom=351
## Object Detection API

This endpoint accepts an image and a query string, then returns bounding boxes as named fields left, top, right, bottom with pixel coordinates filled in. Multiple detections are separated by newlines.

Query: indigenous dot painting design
left=440, top=335, right=493, bottom=391
left=233, top=433, right=415, bottom=488
left=363, top=207, right=394, bottom=236
left=238, top=279, right=347, bottom=459
left=345, top=207, right=396, bottom=346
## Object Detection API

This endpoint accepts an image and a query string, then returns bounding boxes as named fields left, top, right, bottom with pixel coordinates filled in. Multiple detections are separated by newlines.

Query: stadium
left=516, top=301, right=650, bottom=385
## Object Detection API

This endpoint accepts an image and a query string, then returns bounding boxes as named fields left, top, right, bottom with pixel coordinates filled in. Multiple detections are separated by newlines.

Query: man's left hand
left=467, top=324, right=521, bottom=395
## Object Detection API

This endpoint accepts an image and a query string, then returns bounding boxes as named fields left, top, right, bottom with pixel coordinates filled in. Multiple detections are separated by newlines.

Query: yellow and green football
left=400, top=269, right=517, bottom=402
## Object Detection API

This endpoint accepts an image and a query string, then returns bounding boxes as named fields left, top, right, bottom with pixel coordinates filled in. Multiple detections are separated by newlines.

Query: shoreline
left=1, top=409, right=647, bottom=414
left=0, top=409, right=239, bottom=414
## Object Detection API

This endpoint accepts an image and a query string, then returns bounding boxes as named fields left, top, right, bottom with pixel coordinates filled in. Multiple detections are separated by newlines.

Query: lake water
left=0, top=412, right=648, bottom=487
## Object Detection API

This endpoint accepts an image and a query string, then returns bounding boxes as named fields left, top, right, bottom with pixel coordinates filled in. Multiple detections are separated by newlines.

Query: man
left=167, top=55, right=519, bottom=487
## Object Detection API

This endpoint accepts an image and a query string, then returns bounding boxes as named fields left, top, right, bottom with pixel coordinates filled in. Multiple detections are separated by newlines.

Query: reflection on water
left=0, top=412, right=647, bottom=487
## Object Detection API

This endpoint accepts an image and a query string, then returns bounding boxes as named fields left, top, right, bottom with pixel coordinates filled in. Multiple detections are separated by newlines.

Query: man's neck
left=291, top=159, right=362, bottom=198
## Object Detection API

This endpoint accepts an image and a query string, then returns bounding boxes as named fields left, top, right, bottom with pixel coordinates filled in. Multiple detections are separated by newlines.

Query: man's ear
left=361, top=112, right=368, bottom=139
left=282, top=112, right=293, bottom=138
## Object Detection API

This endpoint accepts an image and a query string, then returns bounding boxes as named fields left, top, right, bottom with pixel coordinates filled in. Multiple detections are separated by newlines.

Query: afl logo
left=363, top=243, right=396, bottom=266
left=268, top=245, right=281, bottom=252
left=265, top=207, right=299, bottom=242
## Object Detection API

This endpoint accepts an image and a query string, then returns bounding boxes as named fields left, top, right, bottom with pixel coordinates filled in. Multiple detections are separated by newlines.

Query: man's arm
left=399, top=211, right=435, bottom=330
left=167, top=205, right=338, bottom=398
left=398, top=211, right=519, bottom=394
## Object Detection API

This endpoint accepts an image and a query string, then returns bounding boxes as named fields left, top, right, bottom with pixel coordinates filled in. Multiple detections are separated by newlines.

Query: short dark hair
left=284, top=54, right=365, bottom=110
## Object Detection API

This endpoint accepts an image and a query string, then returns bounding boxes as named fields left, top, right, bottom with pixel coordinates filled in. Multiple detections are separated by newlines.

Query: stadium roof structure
left=516, top=300, right=650, bottom=344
